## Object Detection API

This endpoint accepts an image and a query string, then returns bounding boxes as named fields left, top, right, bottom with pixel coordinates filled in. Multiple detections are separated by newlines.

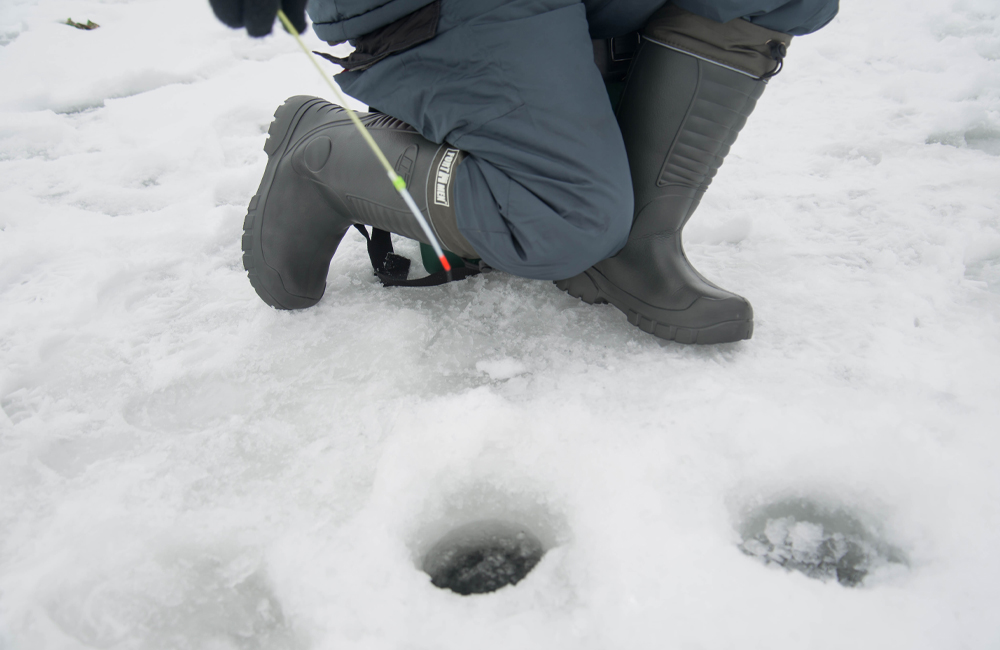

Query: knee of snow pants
left=333, top=0, right=634, bottom=281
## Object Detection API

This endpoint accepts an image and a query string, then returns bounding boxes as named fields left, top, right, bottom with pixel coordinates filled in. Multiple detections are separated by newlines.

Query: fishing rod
left=275, top=9, right=454, bottom=274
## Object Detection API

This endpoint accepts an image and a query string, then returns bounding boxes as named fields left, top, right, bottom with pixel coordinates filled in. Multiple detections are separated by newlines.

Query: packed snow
left=1, top=0, right=999, bottom=647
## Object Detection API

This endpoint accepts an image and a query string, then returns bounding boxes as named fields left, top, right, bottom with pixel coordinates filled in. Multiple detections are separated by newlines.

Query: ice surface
left=1, top=0, right=1000, bottom=648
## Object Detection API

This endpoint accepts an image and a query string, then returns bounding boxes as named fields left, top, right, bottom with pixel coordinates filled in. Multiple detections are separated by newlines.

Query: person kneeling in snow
left=210, top=0, right=838, bottom=344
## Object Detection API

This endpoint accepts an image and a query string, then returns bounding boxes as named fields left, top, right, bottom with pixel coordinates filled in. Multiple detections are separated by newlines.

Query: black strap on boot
left=761, top=39, right=787, bottom=79
left=354, top=225, right=481, bottom=287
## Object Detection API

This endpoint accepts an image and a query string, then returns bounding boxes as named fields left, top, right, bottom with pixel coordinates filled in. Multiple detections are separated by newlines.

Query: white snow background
left=1, top=0, right=999, bottom=648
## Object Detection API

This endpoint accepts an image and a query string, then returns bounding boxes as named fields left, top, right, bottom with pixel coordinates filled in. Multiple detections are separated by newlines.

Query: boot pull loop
left=761, top=39, right=787, bottom=79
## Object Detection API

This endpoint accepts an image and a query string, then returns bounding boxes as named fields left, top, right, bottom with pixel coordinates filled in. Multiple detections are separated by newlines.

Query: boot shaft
left=616, top=7, right=789, bottom=236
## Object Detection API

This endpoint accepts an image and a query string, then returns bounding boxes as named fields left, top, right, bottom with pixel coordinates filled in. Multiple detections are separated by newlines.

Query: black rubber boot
left=241, top=96, right=477, bottom=310
left=558, top=9, right=791, bottom=344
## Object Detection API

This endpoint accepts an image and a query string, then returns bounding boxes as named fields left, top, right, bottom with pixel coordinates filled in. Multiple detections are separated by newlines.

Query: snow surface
left=1, top=0, right=999, bottom=648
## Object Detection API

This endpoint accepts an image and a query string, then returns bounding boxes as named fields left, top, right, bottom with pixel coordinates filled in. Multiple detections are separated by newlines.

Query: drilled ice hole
left=422, top=520, right=545, bottom=595
left=739, top=499, right=905, bottom=587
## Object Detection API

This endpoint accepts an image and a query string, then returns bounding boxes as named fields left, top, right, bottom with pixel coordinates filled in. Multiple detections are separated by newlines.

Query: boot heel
left=555, top=272, right=606, bottom=305
left=264, top=96, right=326, bottom=156
left=242, top=96, right=336, bottom=310
left=241, top=193, right=322, bottom=310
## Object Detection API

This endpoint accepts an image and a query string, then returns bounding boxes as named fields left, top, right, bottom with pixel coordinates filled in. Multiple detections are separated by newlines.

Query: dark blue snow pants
left=329, top=0, right=838, bottom=280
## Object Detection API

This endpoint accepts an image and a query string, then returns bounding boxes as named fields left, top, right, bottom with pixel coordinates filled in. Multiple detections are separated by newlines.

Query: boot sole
left=555, top=270, right=753, bottom=344
left=241, top=96, right=329, bottom=310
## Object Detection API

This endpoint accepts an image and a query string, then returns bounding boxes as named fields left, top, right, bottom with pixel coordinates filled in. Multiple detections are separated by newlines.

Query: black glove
left=209, top=0, right=308, bottom=37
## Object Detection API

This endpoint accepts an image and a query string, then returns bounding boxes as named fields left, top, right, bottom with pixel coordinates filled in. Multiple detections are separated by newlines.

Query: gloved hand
left=209, top=0, right=308, bottom=37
